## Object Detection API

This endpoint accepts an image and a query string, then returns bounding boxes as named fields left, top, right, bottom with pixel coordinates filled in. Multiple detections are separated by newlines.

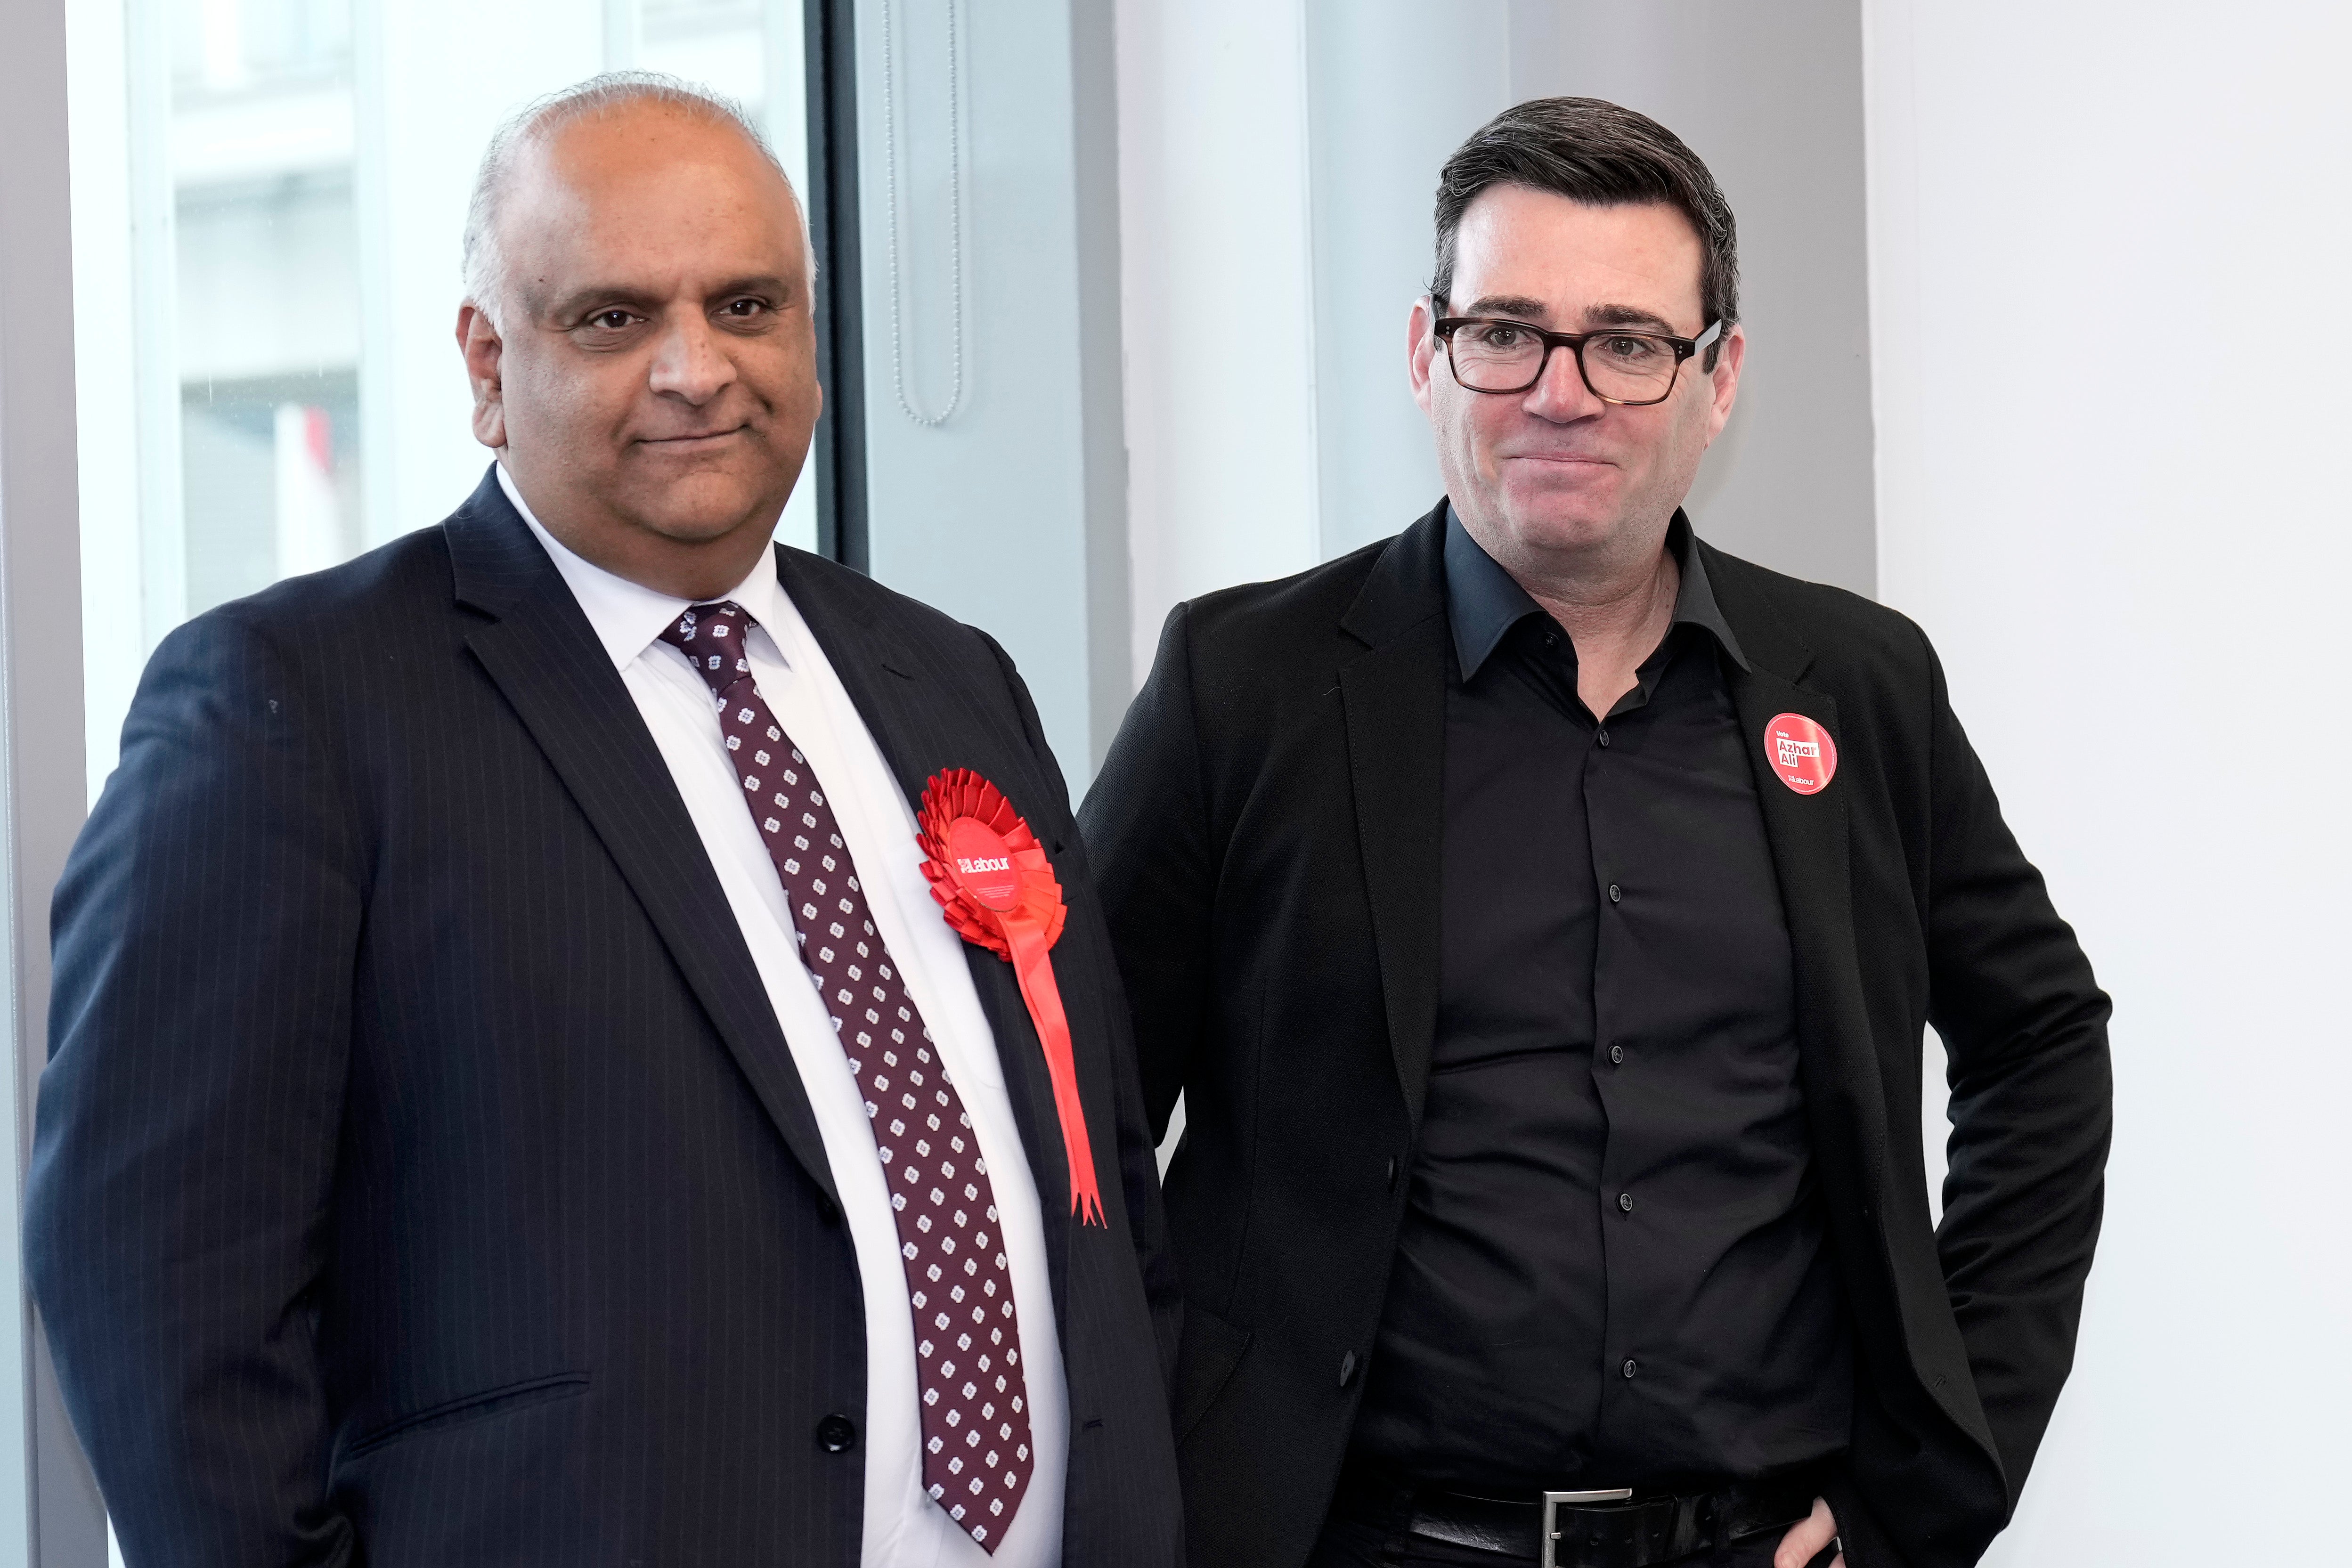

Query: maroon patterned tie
left=658, top=601, right=1034, bottom=1551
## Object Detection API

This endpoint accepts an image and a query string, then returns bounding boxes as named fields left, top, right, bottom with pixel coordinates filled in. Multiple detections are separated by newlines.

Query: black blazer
left=26, top=470, right=1183, bottom=1568
left=1079, top=503, right=2111, bottom=1568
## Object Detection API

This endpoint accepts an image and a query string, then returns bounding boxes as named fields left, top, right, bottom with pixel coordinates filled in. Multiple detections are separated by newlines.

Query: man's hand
left=1774, top=1496, right=1841, bottom=1568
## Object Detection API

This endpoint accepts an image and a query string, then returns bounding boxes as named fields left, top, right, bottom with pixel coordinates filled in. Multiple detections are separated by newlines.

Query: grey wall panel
left=1070, top=0, right=1131, bottom=772
left=1295, top=0, right=1874, bottom=592
left=1511, top=0, right=1878, bottom=595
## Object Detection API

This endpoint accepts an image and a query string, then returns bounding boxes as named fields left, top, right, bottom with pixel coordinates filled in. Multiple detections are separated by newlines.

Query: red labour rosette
left=915, top=769, right=1105, bottom=1227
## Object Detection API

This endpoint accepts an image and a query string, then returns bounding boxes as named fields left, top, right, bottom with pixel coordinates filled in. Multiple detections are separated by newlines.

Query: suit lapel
left=1727, top=665, right=1892, bottom=1196
left=1702, top=543, right=1894, bottom=1237
left=1709, top=545, right=2009, bottom=1465
left=447, top=473, right=838, bottom=1203
left=777, top=547, right=1082, bottom=1277
left=1336, top=508, right=1451, bottom=1128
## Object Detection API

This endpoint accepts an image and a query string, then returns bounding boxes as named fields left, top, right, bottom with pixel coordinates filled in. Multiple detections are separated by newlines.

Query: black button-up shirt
left=1350, top=510, right=1852, bottom=1492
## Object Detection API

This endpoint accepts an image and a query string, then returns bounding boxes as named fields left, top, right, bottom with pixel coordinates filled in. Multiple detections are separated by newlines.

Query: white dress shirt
left=501, top=466, right=1067, bottom=1568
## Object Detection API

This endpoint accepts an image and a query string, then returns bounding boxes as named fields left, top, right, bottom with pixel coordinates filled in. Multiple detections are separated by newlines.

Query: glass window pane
left=169, top=0, right=365, bottom=620
left=77, top=0, right=816, bottom=804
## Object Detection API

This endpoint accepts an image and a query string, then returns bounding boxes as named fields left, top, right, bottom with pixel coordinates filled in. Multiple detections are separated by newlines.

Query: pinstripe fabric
left=24, top=468, right=1183, bottom=1568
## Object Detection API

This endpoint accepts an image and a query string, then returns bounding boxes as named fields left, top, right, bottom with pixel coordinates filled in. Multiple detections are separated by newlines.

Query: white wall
left=1115, top=0, right=1322, bottom=682
left=1865, top=3, right=2352, bottom=1559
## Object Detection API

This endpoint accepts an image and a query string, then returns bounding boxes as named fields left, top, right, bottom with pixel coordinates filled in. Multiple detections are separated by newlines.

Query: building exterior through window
left=74, top=0, right=814, bottom=807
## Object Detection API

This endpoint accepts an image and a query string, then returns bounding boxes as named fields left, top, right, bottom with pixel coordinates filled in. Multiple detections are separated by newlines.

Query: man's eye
left=721, top=298, right=768, bottom=318
left=1600, top=334, right=1663, bottom=361
left=1474, top=325, right=1526, bottom=349
left=589, top=310, right=636, bottom=331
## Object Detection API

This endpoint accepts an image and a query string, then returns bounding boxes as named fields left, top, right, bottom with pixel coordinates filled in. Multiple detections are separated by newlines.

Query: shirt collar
left=499, top=461, right=787, bottom=671
left=1442, top=503, right=1750, bottom=681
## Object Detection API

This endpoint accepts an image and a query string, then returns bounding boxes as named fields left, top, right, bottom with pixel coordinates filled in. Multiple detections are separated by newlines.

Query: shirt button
left=1621, top=1358, right=1639, bottom=1380
left=1609, top=1044, right=1626, bottom=1065
left=1607, top=883, right=1622, bottom=904
left=1595, top=729, right=1611, bottom=747
left=1618, top=1192, right=1635, bottom=1213
left=815, top=1414, right=859, bottom=1453
left=1340, top=1351, right=1359, bottom=1387
left=1385, top=1156, right=1399, bottom=1190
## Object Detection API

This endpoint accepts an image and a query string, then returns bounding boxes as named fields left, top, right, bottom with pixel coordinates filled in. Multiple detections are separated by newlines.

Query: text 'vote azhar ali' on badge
left=1764, top=713, right=1838, bottom=795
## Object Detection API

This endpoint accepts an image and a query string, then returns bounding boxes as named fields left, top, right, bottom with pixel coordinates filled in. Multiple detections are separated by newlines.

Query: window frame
left=1, top=0, right=109, bottom=1562
left=803, top=0, right=868, bottom=571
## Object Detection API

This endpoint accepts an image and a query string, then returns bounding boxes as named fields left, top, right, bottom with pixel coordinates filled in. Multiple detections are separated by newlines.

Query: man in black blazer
left=1082, top=99, right=2108, bottom=1568
left=26, top=75, right=1179, bottom=1567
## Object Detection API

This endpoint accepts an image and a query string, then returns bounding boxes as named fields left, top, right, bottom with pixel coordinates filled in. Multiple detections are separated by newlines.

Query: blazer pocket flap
left=339, top=1372, right=591, bottom=1465
left=1172, top=1302, right=1252, bottom=1444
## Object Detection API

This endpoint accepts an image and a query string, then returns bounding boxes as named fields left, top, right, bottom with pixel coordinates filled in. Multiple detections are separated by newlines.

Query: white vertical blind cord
left=879, top=0, right=965, bottom=427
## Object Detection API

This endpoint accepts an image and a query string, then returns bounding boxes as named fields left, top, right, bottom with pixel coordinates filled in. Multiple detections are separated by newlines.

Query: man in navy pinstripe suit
left=26, top=73, right=1180, bottom=1568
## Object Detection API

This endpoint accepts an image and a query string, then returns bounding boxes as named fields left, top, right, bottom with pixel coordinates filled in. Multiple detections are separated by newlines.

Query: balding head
left=463, top=72, right=810, bottom=332
left=455, top=73, right=822, bottom=600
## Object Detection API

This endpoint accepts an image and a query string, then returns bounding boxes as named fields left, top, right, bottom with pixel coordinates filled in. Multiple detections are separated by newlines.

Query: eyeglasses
left=1432, top=310, right=1725, bottom=406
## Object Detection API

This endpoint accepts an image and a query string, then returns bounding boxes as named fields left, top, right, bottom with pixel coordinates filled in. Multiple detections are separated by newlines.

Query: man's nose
left=1521, top=341, right=1603, bottom=422
left=648, top=312, right=738, bottom=404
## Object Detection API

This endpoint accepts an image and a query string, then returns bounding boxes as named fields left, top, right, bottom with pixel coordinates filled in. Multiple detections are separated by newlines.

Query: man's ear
left=1704, top=323, right=1747, bottom=443
left=457, top=301, right=506, bottom=450
left=1408, top=295, right=1440, bottom=418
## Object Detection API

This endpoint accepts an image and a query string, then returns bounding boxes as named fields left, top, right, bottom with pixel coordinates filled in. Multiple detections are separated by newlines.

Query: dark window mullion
left=803, top=0, right=868, bottom=572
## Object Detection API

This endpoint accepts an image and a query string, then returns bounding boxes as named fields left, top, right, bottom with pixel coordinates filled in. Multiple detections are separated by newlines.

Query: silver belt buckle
left=1540, top=1489, right=1635, bottom=1568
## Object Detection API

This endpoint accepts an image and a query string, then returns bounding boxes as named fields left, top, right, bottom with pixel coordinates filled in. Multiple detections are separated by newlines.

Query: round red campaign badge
left=1763, top=713, right=1838, bottom=795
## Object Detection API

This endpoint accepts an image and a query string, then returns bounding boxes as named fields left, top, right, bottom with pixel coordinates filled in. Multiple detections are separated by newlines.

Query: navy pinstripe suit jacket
left=26, top=469, right=1184, bottom=1567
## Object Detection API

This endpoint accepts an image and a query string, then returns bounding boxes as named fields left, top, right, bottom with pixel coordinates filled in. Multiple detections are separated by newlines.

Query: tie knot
left=658, top=601, right=758, bottom=697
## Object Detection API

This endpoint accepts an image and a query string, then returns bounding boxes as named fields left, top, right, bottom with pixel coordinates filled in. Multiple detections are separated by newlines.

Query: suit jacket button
left=816, top=1414, right=859, bottom=1453
left=1339, top=1352, right=1358, bottom=1387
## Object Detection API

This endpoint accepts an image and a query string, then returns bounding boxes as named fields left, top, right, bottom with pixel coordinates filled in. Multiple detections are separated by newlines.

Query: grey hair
left=461, top=70, right=814, bottom=331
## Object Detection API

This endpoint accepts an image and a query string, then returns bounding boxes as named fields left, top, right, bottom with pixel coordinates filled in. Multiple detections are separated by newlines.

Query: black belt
left=1332, top=1461, right=1823, bottom=1568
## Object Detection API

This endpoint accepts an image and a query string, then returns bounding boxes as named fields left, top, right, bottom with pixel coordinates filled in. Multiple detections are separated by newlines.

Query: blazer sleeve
left=1918, top=631, right=2113, bottom=1507
left=981, top=630, right=1182, bottom=1386
left=25, top=609, right=363, bottom=1568
left=1074, top=604, right=1214, bottom=1142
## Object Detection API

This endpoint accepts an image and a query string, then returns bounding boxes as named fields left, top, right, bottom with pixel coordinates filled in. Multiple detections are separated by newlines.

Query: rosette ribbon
left=915, top=769, right=1105, bottom=1227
